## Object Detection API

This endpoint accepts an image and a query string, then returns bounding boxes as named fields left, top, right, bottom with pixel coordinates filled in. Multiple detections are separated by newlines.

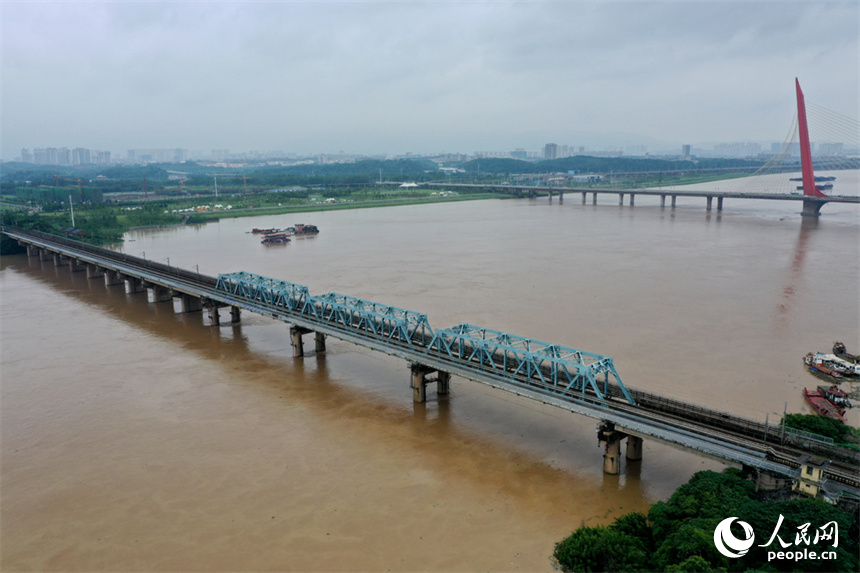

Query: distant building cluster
left=13, top=138, right=853, bottom=168
left=21, top=147, right=111, bottom=166
left=714, top=142, right=762, bottom=158
left=127, top=148, right=187, bottom=163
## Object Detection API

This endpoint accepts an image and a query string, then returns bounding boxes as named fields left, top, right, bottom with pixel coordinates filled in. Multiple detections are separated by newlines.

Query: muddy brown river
left=2, top=177, right=858, bottom=571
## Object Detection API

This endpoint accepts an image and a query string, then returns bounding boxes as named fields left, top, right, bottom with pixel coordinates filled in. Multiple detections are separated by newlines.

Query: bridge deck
left=4, top=226, right=858, bottom=487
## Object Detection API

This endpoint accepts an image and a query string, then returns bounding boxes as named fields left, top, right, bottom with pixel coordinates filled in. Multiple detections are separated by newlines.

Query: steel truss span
left=215, top=271, right=631, bottom=405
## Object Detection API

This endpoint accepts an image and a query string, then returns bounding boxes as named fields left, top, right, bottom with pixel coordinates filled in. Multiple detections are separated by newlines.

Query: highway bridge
left=4, top=225, right=858, bottom=502
left=420, top=182, right=860, bottom=216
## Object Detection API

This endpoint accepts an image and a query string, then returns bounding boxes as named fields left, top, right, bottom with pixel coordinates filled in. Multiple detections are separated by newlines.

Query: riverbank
left=554, top=468, right=859, bottom=572
left=1, top=191, right=501, bottom=248
left=183, top=192, right=497, bottom=223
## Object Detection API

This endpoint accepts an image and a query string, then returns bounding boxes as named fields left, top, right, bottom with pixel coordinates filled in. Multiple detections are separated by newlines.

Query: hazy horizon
left=3, top=1, right=858, bottom=161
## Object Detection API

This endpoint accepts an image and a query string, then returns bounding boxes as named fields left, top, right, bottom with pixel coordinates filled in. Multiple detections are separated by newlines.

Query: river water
left=2, top=172, right=858, bottom=571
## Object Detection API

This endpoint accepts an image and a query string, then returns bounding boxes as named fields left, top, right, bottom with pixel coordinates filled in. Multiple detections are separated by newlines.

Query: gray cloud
left=3, top=1, right=857, bottom=158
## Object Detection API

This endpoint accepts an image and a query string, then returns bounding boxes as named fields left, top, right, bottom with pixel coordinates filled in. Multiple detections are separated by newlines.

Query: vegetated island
left=554, top=414, right=860, bottom=573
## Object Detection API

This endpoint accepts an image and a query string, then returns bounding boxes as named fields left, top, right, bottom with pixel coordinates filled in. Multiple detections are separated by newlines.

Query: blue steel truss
left=214, top=271, right=634, bottom=406
left=425, top=324, right=635, bottom=405
left=216, top=272, right=309, bottom=312
left=307, top=292, right=433, bottom=348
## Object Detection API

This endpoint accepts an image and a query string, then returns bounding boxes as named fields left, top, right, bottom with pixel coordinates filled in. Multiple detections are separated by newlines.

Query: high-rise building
left=682, top=144, right=691, bottom=158
left=72, top=148, right=91, bottom=165
left=20, top=148, right=33, bottom=163
left=543, top=143, right=558, bottom=160
left=818, top=143, right=844, bottom=156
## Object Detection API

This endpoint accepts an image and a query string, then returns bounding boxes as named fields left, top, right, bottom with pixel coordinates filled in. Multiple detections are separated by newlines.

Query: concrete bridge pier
left=598, top=422, right=642, bottom=474
left=53, top=253, right=68, bottom=267
left=626, top=436, right=643, bottom=461
left=802, top=199, right=825, bottom=217
left=86, top=263, right=104, bottom=279
left=104, top=270, right=124, bottom=287
left=149, top=284, right=172, bottom=303
left=582, top=191, right=587, bottom=204
left=69, top=258, right=86, bottom=272
left=660, top=195, right=666, bottom=208
left=230, top=306, right=241, bottom=323
left=437, top=371, right=450, bottom=395
left=618, top=193, right=624, bottom=206
left=558, top=190, right=563, bottom=203
left=706, top=196, right=713, bottom=211
left=207, top=306, right=221, bottom=326
left=39, top=248, right=53, bottom=262
left=180, top=294, right=202, bottom=313
left=592, top=192, right=598, bottom=205
left=671, top=195, right=677, bottom=209
left=314, top=332, right=327, bottom=353
left=126, top=277, right=146, bottom=294
left=290, top=326, right=313, bottom=357
left=411, top=363, right=449, bottom=403
left=600, top=429, right=623, bottom=475
left=26, top=244, right=40, bottom=257
left=717, top=197, right=724, bottom=211
left=629, top=194, right=635, bottom=206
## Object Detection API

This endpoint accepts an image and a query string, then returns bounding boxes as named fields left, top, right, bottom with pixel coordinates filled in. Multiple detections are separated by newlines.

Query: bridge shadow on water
left=6, top=253, right=670, bottom=515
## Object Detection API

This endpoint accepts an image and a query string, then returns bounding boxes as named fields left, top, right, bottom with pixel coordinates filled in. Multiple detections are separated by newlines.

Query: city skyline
left=12, top=136, right=854, bottom=166
left=3, top=2, right=858, bottom=162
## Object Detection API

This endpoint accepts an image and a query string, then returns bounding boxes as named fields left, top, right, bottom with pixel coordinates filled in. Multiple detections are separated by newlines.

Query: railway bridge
left=4, top=225, right=858, bottom=502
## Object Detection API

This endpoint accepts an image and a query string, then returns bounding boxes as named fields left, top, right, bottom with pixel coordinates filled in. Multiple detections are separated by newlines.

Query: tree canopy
left=554, top=470, right=859, bottom=572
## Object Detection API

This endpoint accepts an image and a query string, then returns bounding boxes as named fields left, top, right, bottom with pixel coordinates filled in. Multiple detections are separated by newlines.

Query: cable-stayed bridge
left=424, top=80, right=859, bottom=217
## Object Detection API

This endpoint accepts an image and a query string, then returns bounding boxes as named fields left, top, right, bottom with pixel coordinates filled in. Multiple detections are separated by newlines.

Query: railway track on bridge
left=4, top=226, right=859, bottom=492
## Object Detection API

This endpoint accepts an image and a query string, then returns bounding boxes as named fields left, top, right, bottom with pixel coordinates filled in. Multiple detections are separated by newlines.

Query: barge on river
left=803, top=385, right=852, bottom=422
left=261, top=232, right=291, bottom=245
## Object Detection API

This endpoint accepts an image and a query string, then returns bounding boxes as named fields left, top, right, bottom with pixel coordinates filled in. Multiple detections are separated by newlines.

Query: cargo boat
left=833, top=341, right=859, bottom=363
left=790, top=176, right=836, bottom=182
left=803, top=386, right=851, bottom=421
left=796, top=183, right=834, bottom=192
left=294, top=224, right=319, bottom=235
left=804, top=353, right=844, bottom=379
left=261, top=232, right=290, bottom=245
left=252, top=228, right=280, bottom=234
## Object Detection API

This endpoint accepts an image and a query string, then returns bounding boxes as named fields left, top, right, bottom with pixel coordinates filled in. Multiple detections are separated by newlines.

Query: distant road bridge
left=420, top=182, right=860, bottom=217
left=4, top=226, right=858, bottom=501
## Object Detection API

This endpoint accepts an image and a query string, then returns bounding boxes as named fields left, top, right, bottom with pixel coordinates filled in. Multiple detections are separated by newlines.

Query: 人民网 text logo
left=713, top=515, right=839, bottom=563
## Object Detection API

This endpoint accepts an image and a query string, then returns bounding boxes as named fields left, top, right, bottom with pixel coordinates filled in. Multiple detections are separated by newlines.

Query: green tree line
left=554, top=469, right=858, bottom=572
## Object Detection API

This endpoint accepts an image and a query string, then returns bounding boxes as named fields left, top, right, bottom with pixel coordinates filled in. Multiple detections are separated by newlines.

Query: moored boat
left=833, top=341, right=859, bottom=364
left=804, top=353, right=844, bottom=379
left=261, top=232, right=290, bottom=245
left=252, top=227, right=281, bottom=234
left=294, top=224, right=320, bottom=235
left=818, top=385, right=852, bottom=410
left=803, top=387, right=847, bottom=422
left=796, top=183, right=833, bottom=192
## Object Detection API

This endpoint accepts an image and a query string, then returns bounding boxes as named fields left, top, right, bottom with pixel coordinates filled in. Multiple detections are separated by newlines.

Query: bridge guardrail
left=5, top=225, right=858, bottom=478
left=2, top=226, right=218, bottom=289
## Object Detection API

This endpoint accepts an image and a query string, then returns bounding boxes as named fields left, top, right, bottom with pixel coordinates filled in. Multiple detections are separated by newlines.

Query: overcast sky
left=2, top=1, right=858, bottom=160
